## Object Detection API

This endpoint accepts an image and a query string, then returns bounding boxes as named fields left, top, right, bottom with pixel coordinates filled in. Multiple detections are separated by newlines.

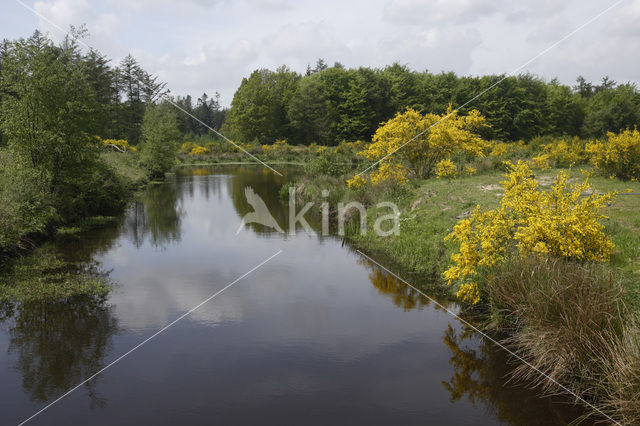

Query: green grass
left=100, top=151, right=147, bottom=188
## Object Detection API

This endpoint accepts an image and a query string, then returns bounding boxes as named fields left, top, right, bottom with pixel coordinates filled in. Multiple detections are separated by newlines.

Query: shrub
left=102, top=138, right=136, bottom=152
left=0, top=151, right=56, bottom=251
left=358, top=107, right=490, bottom=185
left=586, top=128, right=640, bottom=180
left=189, top=146, right=210, bottom=156
left=542, top=136, right=587, bottom=167
left=178, top=142, right=197, bottom=154
left=444, top=160, right=615, bottom=304
left=435, top=159, right=457, bottom=178
left=261, top=139, right=291, bottom=159
left=304, top=149, right=350, bottom=176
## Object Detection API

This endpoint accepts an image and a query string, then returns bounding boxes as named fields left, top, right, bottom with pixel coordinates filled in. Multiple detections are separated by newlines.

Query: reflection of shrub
left=587, top=128, right=640, bottom=180
left=444, top=161, right=614, bottom=304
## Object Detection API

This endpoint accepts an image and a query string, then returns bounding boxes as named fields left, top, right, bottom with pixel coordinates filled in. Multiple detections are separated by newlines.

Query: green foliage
left=303, top=149, right=351, bottom=176
left=225, top=64, right=640, bottom=146
left=0, top=150, right=55, bottom=250
left=139, top=103, right=180, bottom=179
left=225, top=66, right=300, bottom=144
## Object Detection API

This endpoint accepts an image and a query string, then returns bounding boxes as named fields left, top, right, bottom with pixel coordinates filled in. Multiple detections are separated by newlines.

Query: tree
left=117, top=54, right=146, bottom=144
left=139, top=103, right=180, bottom=179
left=357, top=108, right=490, bottom=184
left=83, top=49, right=118, bottom=138
left=0, top=31, right=104, bottom=218
left=226, top=66, right=299, bottom=144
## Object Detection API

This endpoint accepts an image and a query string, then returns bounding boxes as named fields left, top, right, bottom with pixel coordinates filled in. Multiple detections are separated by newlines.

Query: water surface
left=0, top=166, right=589, bottom=425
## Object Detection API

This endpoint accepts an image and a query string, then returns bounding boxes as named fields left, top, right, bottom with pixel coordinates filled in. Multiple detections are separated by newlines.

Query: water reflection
left=362, top=259, right=592, bottom=425
left=0, top=166, right=594, bottom=424
left=123, top=183, right=183, bottom=248
left=228, top=167, right=289, bottom=235
left=2, top=295, right=118, bottom=406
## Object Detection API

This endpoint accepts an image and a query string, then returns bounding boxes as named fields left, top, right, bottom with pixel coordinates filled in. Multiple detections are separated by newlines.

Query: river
left=0, top=166, right=590, bottom=425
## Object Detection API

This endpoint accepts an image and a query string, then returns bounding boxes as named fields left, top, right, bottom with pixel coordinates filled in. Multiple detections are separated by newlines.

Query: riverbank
left=286, top=163, right=640, bottom=424
left=0, top=151, right=149, bottom=302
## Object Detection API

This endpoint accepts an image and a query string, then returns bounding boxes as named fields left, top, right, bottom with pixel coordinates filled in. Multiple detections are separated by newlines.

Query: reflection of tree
left=442, top=324, right=490, bottom=404
left=366, top=268, right=431, bottom=311
left=123, top=182, right=183, bottom=248
left=442, top=323, right=592, bottom=425
left=5, top=295, right=119, bottom=406
left=228, top=166, right=289, bottom=235
left=359, top=258, right=591, bottom=424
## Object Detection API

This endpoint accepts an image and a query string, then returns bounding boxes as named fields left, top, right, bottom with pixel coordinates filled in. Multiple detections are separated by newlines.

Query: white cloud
left=12, top=0, right=639, bottom=106
left=384, top=0, right=498, bottom=25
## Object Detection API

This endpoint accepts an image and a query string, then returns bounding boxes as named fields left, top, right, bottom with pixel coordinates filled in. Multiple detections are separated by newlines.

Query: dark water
left=0, top=166, right=589, bottom=425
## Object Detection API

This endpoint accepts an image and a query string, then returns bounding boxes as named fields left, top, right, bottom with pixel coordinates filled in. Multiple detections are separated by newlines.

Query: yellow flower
left=346, top=174, right=367, bottom=189
left=443, top=161, right=615, bottom=305
left=435, top=159, right=457, bottom=178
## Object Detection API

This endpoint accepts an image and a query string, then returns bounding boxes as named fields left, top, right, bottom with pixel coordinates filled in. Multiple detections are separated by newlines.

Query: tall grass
left=486, top=256, right=640, bottom=424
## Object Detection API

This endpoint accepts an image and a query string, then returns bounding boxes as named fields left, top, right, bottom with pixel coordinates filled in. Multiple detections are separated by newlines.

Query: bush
left=139, top=104, right=180, bottom=179
left=542, top=136, right=587, bottom=167
left=358, top=107, right=490, bottom=184
left=304, top=149, right=350, bottom=176
left=444, top=161, right=614, bottom=304
left=586, top=128, right=640, bottom=180
left=435, top=159, right=457, bottom=178
left=0, top=151, right=56, bottom=251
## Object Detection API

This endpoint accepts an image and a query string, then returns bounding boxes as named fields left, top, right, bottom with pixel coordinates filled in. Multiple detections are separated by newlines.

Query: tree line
left=223, top=59, right=640, bottom=145
left=0, top=31, right=187, bottom=254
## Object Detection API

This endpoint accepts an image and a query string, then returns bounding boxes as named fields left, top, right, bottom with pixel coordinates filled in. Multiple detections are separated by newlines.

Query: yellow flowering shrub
left=543, top=137, right=587, bottom=167
left=530, top=153, right=551, bottom=170
left=179, top=142, right=197, bottom=154
left=189, top=145, right=210, bottom=156
left=444, top=161, right=615, bottom=304
left=586, top=128, right=640, bottom=180
left=488, top=141, right=524, bottom=158
left=102, top=138, right=136, bottom=152
left=465, top=166, right=477, bottom=175
left=262, top=139, right=291, bottom=158
left=435, top=159, right=457, bottom=178
left=346, top=174, right=367, bottom=189
left=358, top=107, right=490, bottom=185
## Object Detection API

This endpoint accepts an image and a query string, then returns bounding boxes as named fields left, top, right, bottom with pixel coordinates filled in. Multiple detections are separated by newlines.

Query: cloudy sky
left=3, top=0, right=639, bottom=106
